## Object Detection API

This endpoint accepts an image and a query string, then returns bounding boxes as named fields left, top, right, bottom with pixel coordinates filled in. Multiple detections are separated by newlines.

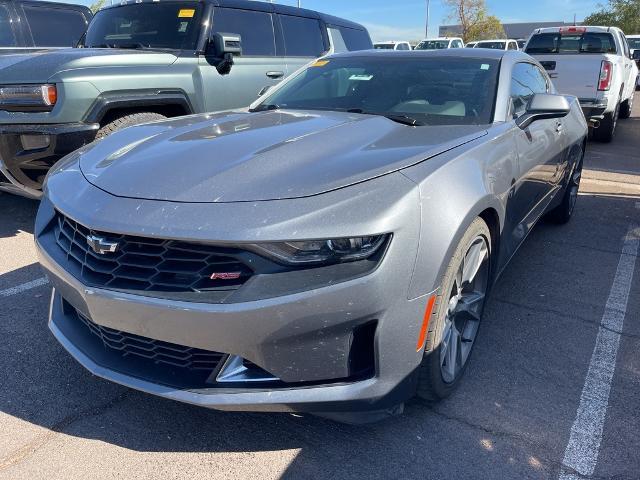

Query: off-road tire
left=96, top=112, right=167, bottom=140
left=416, top=218, right=491, bottom=402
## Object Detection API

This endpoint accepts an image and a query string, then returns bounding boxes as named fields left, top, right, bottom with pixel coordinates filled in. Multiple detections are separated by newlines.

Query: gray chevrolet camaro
left=35, top=49, right=587, bottom=422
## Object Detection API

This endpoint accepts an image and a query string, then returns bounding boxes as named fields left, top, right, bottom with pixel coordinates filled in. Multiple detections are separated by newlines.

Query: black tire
left=592, top=103, right=619, bottom=143
left=96, top=112, right=166, bottom=140
left=416, top=217, right=491, bottom=401
left=619, top=95, right=633, bottom=119
left=546, top=146, right=584, bottom=224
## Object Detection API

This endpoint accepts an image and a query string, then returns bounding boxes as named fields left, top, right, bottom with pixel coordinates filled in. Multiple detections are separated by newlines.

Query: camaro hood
left=79, top=110, right=488, bottom=203
left=0, top=48, right=177, bottom=83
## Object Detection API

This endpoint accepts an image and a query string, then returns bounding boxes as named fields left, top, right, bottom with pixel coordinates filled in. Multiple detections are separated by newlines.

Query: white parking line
left=0, top=277, right=49, bottom=298
left=559, top=225, right=639, bottom=479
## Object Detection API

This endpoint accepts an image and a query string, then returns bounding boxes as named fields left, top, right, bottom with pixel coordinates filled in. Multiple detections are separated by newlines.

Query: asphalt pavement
left=0, top=96, right=639, bottom=480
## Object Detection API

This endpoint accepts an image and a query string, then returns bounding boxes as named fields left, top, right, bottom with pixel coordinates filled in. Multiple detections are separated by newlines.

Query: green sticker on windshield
left=481, top=64, right=490, bottom=70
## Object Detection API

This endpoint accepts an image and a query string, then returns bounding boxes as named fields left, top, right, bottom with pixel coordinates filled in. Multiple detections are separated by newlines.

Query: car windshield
left=416, top=40, right=449, bottom=50
left=628, top=38, right=640, bottom=50
left=525, top=32, right=617, bottom=54
left=476, top=41, right=505, bottom=50
left=256, top=56, right=500, bottom=125
left=374, top=44, right=396, bottom=49
left=84, top=2, right=203, bottom=50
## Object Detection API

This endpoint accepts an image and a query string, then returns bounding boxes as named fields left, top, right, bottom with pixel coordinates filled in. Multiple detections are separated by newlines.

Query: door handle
left=266, top=71, right=285, bottom=79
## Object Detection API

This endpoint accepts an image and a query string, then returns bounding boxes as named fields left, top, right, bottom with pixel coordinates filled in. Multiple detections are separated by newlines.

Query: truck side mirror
left=208, top=33, right=242, bottom=75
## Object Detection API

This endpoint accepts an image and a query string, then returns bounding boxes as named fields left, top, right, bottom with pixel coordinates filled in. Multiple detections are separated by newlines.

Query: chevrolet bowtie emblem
left=86, top=235, right=119, bottom=255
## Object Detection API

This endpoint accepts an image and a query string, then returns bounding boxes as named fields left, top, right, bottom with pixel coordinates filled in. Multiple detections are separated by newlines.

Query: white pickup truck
left=525, top=26, right=639, bottom=142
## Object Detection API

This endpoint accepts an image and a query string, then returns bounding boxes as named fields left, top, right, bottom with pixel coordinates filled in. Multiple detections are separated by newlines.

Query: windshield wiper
left=249, top=104, right=280, bottom=113
left=346, top=109, right=425, bottom=126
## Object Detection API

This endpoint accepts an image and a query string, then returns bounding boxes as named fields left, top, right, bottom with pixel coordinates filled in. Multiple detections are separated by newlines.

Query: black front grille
left=53, top=213, right=253, bottom=295
left=76, top=309, right=226, bottom=372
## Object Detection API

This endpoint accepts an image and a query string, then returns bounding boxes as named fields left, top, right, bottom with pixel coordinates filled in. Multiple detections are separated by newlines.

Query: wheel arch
left=407, top=193, right=505, bottom=300
left=84, top=90, right=195, bottom=125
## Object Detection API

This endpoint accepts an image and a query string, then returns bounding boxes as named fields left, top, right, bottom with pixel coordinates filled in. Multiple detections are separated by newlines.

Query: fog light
left=20, top=134, right=50, bottom=151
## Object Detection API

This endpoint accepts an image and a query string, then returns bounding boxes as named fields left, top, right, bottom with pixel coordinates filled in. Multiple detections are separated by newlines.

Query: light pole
left=425, top=0, right=430, bottom=38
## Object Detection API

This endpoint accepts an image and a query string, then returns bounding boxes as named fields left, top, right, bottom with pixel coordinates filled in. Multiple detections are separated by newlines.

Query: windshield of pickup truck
left=526, top=33, right=617, bottom=54
left=255, top=56, right=499, bottom=126
left=84, top=2, right=203, bottom=50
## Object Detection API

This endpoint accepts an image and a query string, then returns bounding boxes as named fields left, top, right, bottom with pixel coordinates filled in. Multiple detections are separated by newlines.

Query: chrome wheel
left=440, top=235, right=490, bottom=384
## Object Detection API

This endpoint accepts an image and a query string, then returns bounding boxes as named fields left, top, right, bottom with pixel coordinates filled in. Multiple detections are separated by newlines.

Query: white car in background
left=526, top=26, right=639, bottom=142
left=373, top=41, right=412, bottom=51
left=465, top=41, right=478, bottom=48
left=474, top=39, right=520, bottom=50
left=414, top=37, right=464, bottom=50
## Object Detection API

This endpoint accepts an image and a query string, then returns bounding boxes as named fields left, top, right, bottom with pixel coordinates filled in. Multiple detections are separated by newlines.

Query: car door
left=199, top=6, right=287, bottom=112
left=277, top=13, right=328, bottom=77
left=510, top=62, right=566, bottom=232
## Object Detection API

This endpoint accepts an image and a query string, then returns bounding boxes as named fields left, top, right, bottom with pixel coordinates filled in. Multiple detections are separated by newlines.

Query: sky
left=59, top=0, right=604, bottom=42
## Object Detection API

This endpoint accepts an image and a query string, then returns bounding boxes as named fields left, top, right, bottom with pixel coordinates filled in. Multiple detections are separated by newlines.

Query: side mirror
left=516, top=93, right=570, bottom=130
left=258, top=85, right=271, bottom=97
left=207, top=33, right=242, bottom=75
left=211, top=32, right=242, bottom=56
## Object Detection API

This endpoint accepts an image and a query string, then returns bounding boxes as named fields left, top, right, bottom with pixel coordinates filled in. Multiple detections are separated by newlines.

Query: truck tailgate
left=534, top=54, right=603, bottom=99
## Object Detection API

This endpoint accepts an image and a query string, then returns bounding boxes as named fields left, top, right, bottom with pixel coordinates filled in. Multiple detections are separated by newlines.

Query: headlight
left=249, top=235, right=390, bottom=266
left=0, top=84, right=57, bottom=112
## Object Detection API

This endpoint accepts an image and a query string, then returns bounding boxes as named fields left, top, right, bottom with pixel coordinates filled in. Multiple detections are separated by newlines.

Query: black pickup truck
left=0, top=0, right=92, bottom=52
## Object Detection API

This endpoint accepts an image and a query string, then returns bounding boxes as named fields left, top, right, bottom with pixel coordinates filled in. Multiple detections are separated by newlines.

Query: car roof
left=328, top=48, right=524, bottom=61
left=533, top=26, right=621, bottom=34
left=98, top=0, right=366, bottom=30
left=476, top=39, right=513, bottom=43
left=420, top=38, right=458, bottom=41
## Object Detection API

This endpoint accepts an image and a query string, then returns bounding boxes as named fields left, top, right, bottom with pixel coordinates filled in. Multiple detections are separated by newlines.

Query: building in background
left=439, top=21, right=582, bottom=40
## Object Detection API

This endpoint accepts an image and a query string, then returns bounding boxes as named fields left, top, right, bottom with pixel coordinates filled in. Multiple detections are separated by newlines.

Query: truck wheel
left=619, top=95, right=633, bottom=119
left=96, top=112, right=167, bottom=140
left=592, top=103, right=619, bottom=143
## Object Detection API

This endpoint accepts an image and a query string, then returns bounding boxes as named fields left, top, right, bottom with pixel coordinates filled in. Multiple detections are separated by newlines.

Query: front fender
left=401, top=127, right=514, bottom=299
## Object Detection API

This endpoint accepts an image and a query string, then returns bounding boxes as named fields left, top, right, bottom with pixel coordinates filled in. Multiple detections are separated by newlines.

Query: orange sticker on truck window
left=311, top=60, right=329, bottom=67
left=178, top=9, right=195, bottom=18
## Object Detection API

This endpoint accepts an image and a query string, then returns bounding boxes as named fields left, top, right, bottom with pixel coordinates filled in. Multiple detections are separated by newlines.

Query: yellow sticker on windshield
left=311, top=60, right=330, bottom=67
left=178, top=9, right=195, bottom=18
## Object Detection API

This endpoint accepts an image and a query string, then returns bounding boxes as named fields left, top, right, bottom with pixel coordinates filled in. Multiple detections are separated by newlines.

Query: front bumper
left=35, top=174, right=431, bottom=415
left=0, top=123, right=98, bottom=198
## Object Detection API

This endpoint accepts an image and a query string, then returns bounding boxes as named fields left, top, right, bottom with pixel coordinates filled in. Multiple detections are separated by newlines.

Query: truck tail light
left=598, top=61, right=613, bottom=91
left=560, top=26, right=586, bottom=35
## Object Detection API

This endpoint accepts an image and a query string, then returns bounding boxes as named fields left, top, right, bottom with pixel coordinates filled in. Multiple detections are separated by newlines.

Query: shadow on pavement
left=0, top=193, right=38, bottom=238
left=1, top=191, right=639, bottom=479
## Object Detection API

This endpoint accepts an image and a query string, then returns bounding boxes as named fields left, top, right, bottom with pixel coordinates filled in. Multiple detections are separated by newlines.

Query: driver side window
left=510, top=63, right=549, bottom=117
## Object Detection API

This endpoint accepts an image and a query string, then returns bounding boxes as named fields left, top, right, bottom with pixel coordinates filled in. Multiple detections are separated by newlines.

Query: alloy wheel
left=440, top=235, right=490, bottom=384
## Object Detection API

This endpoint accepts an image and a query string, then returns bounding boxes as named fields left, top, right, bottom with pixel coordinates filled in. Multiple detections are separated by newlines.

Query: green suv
left=0, top=0, right=371, bottom=198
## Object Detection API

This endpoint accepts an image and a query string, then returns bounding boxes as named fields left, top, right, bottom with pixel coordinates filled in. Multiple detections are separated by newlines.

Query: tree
left=90, top=0, right=107, bottom=14
left=468, top=14, right=506, bottom=41
left=444, top=0, right=506, bottom=43
left=583, top=0, right=640, bottom=34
